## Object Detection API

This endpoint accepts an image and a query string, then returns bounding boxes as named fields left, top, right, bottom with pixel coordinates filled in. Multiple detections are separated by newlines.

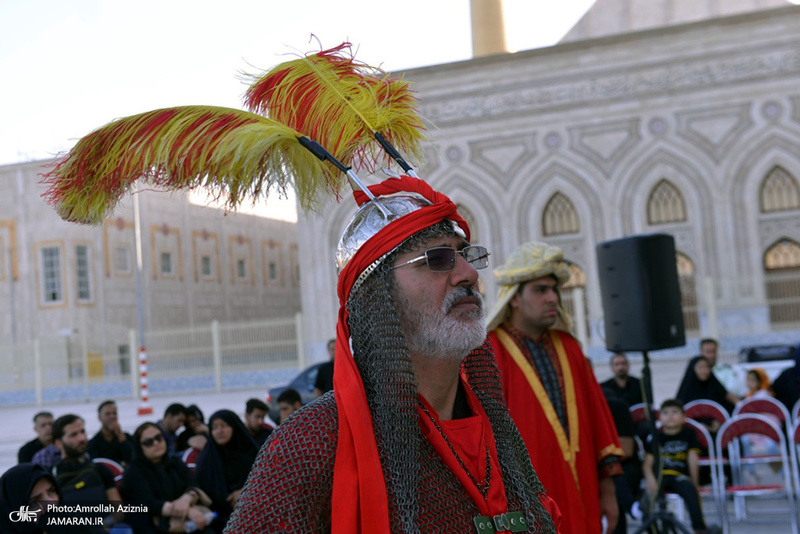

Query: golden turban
left=486, top=241, right=573, bottom=332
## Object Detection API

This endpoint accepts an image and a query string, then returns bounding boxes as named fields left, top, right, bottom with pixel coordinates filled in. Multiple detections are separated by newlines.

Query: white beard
left=396, top=286, right=487, bottom=361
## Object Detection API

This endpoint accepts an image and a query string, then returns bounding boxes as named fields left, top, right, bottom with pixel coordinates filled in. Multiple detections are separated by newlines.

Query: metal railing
left=0, top=314, right=303, bottom=406
left=4, top=268, right=800, bottom=405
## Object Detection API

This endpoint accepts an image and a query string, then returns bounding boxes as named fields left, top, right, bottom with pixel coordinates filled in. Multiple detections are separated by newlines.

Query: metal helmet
left=335, top=193, right=465, bottom=275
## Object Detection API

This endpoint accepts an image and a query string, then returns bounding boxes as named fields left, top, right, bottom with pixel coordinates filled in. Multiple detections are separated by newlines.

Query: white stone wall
left=561, top=0, right=791, bottom=43
left=298, top=7, right=800, bottom=357
left=0, top=159, right=300, bottom=355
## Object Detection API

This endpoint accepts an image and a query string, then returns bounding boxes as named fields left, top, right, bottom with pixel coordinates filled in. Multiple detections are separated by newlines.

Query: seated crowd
left=1, top=391, right=303, bottom=534
left=598, top=338, right=800, bottom=534
left=5, top=337, right=797, bottom=533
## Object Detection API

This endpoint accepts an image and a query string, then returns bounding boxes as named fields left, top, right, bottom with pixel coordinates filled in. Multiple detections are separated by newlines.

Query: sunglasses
left=140, top=434, right=165, bottom=448
left=391, top=245, right=490, bottom=272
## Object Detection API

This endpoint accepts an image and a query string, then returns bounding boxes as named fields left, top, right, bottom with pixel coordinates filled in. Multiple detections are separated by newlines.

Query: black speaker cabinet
left=596, top=234, right=686, bottom=352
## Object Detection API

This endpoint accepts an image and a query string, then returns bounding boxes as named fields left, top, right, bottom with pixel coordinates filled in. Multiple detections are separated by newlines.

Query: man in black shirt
left=157, top=403, right=187, bottom=458
left=601, top=352, right=644, bottom=407
left=18, top=411, right=53, bottom=463
left=313, top=338, right=336, bottom=397
left=244, top=398, right=273, bottom=448
left=87, top=400, right=133, bottom=466
left=277, top=389, right=302, bottom=424
left=53, top=414, right=126, bottom=529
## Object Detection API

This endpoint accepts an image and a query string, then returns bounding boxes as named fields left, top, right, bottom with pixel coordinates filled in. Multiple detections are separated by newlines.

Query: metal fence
left=4, top=268, right=800, bottom=405
left=0, top=314, right=303, bottom=406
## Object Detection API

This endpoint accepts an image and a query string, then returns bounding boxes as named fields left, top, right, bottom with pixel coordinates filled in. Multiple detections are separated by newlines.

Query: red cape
left=488, top=327, right=622, bottom=534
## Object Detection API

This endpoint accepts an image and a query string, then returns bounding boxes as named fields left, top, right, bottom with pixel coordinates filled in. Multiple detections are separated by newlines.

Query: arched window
left=676, top=252, right=699, bottom=335
left=647, top=179, right=686, bottom=225
left=542, top=193, right=579, bottom=236
left=760, top=166, right=800, bottom=213
left=765, top=239, right=800, bottom=269
left=764, top=239, right=800, bottom=326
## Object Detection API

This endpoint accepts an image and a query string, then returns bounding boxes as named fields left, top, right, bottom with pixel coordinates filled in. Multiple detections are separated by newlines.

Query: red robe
left=488, top=326, right=622, bottom=534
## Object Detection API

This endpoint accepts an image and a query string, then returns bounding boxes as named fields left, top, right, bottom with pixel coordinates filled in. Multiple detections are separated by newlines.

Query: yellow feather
left=244, top=43, right=426, bottom=174
left=42, top=106, right=340, bottom=224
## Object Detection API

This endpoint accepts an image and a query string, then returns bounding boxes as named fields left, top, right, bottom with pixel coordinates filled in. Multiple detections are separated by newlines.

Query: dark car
left=266, top=362, right=326, bottom=422
left=737, top=344, right=797, bottom=363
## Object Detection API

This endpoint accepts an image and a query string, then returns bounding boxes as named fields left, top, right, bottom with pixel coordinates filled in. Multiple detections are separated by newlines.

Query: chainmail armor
left=224, top=222, right=556, bottom=534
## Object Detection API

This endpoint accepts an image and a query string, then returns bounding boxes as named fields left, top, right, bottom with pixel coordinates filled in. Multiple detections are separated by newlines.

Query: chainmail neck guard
left=343, top=226, right=557, bottom=533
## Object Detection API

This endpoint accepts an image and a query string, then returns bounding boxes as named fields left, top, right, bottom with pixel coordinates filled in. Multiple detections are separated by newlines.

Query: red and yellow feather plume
left=42, top=106, right=338, bottom=225
left=244, top=43, right=425, bottom=173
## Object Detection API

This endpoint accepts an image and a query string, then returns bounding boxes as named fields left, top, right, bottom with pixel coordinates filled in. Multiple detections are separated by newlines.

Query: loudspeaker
left=596, top=234, right=685, bottom=352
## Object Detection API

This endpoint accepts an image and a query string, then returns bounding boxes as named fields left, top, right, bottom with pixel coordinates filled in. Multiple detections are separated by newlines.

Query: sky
left=0, top=0, right=596, bottom=219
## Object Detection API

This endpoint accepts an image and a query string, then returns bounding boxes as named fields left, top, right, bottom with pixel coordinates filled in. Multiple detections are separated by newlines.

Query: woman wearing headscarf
left=675, top=355, right=739, bottom=488
left=119, top=422, right=213, bottom=534
left=737, top=367, right=781, bottom=483
left=676, top=357, right=735, bottom=410
left=194, top=410, right=258, bottom=531
left=676, top=356, right=735, bottom=431
left=176, top=405, right=209, bottom=454
left=0, top=463, right=60, bottom=534
left=744, top=367, right=773, bottom=399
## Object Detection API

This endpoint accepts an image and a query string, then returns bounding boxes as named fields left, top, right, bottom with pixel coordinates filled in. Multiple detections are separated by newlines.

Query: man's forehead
left=419, top=235, right=468, bottom=250
left=65, top=420, right=84, bottom=432
left=524, top=275, right=559, bottom=287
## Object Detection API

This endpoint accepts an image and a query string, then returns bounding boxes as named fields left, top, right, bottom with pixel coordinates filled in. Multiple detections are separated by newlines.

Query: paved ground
left=2, top=352, right=797, bottom=533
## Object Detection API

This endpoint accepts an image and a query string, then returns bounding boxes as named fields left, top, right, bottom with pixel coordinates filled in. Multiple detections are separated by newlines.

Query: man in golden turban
left=487, top=241, right=623, bottom=534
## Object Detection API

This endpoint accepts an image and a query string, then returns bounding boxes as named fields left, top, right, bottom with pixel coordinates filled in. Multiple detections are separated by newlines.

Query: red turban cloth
left=331, top=176, right=469, bottom=532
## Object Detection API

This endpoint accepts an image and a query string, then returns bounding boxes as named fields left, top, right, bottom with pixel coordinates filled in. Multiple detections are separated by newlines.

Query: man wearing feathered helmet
left=486, top=241, right=623, bottom=534
left=227, top=177, right=560, bottom=533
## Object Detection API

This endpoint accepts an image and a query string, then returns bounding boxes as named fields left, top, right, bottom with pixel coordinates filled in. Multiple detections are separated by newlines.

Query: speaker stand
left=633, top=351, right=692, bottom=534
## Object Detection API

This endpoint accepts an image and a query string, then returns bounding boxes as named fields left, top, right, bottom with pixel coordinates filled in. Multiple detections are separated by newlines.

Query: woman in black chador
left=195, top=410, right=259, bottom=531
left=120, top=422, right=213, bottom=533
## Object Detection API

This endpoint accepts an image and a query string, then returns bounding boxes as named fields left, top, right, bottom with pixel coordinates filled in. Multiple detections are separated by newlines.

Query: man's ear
left=509, top=291, right=521, bottom=310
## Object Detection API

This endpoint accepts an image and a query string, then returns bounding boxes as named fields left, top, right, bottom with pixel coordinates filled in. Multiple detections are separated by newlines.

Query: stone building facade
left=298, top=5, right=800, bottom=358
left=0, top=159, right=300, bottom=355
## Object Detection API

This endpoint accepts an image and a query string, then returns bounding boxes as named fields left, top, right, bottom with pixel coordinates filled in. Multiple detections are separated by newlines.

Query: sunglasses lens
left=426, top=248, right=456, bottom=271
left=142, top=434, right=163, bottom=447
left=464, top=246, right=489, bottom=269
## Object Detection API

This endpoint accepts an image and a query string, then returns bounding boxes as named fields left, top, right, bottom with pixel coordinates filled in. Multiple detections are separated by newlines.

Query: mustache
left=443, top=285, right=484, bottom=314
